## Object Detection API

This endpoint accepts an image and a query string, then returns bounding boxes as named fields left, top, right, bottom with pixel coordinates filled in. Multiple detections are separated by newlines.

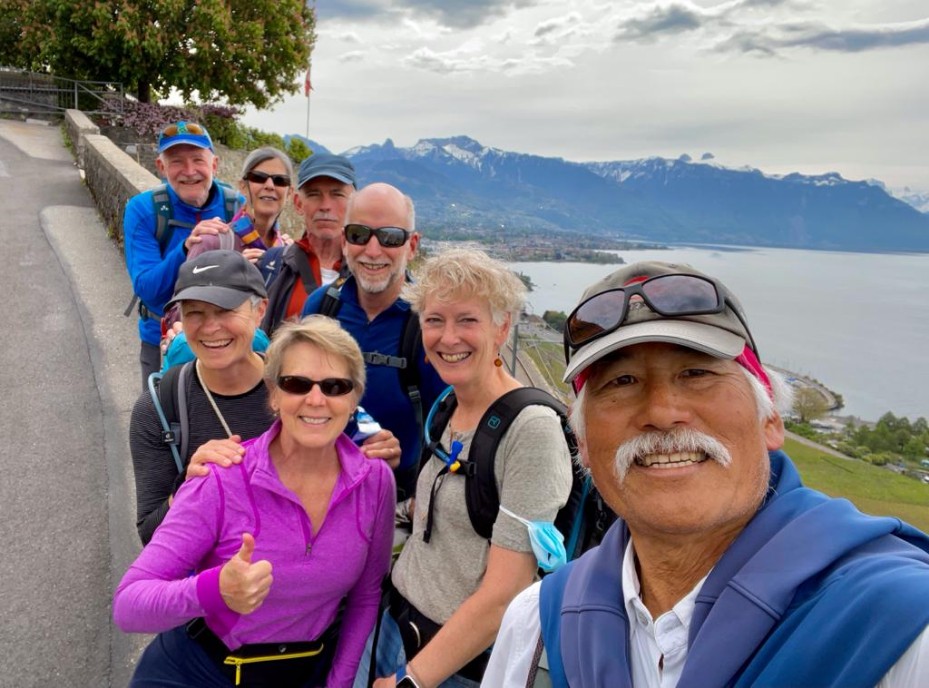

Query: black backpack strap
left=175, top=362, right=193, bottom=463
left=397, top=310, right=423, bottom=437
left=291, top=244, right=323, bottom=295
left=147, top=362, right=188, bottom=474
left=151, top=184, right=195, bottom=253
left=466, top=388, right=568, bottom=539
left=151, top=184, right=173, bottom=253
left=125, top=185, right=186, bottom=319
left=318, top=276, right=347, bottom=317
left=259, top=246, right=295, bottom=336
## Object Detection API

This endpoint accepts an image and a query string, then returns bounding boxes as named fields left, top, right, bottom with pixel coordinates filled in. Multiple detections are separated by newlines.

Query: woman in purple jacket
left=114, top=316, right=396, bottom=687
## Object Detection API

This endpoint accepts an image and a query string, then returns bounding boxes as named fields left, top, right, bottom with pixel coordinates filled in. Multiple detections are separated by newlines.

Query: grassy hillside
left=785, top=437, right=929, bottom=531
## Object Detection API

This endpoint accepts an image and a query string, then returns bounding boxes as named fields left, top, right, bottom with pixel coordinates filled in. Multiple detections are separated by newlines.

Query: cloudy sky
left=240, top=0, right=929, bottom=191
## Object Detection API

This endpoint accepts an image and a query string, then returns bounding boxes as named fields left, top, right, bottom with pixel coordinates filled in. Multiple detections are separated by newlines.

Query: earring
left=494, top=353, right=503, bottom=368
left=424, top=352, right=430, bottom=364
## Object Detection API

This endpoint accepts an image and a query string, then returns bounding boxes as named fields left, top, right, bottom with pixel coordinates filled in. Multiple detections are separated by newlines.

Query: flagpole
left=305, top=0, right=316, bottom=140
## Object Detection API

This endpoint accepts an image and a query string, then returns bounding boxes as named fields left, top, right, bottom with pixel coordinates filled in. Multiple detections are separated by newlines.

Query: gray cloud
left=534, top=12, right=583, bottom=39
left=335, top=31, right=363, bottom=44
left=323, top=0, right=542, bottom=29
left=612, top=0, right=929, bottom=57
left=615, top=4, right=703, bottom=41
left=401, top=46, right=573, bottom=75
left=719, top=18, right=929, bottom=54
left=612, top=0, right=792, bottom=43
left=323, top=0, right=387, bottom=21
left=338, top=50, right=367, bottom=63
left=403, top=48, right=462, bottom=74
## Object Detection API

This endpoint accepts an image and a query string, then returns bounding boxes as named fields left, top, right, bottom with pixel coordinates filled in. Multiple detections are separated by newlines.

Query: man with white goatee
left=483, top=261, right=929, bottom=688
left=301, top=183, right=447, bottom=501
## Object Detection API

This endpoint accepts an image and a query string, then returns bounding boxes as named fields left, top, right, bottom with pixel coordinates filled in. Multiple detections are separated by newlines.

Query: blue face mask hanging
left=499, top=505, right=567, bottom=573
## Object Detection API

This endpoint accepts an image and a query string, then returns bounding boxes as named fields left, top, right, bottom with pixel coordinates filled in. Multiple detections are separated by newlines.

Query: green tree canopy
left=1, top=0, right=314, bottom=107
left=542, top=310, right=567, bottom=333
left=792, top=386, right=829, bottom=424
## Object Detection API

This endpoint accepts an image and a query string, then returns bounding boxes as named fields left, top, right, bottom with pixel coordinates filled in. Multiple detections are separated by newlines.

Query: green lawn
left=784, top=438, right=929, bottom=532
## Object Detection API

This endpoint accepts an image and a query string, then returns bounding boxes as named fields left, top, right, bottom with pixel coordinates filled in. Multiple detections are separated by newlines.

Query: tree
left=2, top=0, right=314, bottom=107
left=0, top=1, right=29, bottom=67
left=515, top=272, right=535, bottom=292
left=542, top=310, right=567, bottom=333
left=793, top=387, right=829, bottom=424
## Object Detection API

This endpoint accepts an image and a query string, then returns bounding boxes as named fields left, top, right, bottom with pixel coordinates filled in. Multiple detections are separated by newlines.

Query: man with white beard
left=483, top=261, right=929, bottom=688
left=301, top=183, right=446, bottom=500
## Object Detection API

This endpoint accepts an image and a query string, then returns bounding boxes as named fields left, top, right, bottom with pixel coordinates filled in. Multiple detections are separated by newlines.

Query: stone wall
left=64, top=109, right=100, bottom=168
left=64, top=109, right=303, bottom=244
left=77, top=130, right=160, bottom=246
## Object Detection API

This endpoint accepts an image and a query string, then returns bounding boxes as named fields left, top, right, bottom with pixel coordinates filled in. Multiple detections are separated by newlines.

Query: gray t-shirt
left=392, top=404, right=573, bottom=624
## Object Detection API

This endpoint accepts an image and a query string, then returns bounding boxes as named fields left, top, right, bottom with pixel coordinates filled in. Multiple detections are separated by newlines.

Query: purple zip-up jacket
left=114, top=420, right=395, bottom=687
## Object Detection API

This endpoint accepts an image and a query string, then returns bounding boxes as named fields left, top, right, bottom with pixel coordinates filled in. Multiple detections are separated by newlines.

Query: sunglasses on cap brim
left=562, top=272, right=759, bottom=363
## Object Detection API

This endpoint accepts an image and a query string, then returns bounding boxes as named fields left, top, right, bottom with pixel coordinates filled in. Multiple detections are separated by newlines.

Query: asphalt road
left=0, top=119, right=141, bottom=687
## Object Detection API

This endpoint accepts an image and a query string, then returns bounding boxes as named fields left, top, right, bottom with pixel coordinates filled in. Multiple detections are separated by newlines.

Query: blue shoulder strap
left=538, top=565, right=572, bottom=688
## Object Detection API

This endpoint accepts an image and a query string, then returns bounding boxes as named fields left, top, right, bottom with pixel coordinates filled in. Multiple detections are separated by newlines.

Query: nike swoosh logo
left=192, top=265, right=219, bottom=274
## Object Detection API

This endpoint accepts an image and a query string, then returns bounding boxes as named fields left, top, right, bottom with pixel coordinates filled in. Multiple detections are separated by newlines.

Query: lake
left=508, top=246, right=929, bottom=423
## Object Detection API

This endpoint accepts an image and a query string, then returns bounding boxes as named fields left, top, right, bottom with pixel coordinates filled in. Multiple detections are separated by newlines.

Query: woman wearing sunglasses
left=364, top=248, right=572, bottom=688
left=116, top=315, right=396, bottom=687
left=188, top=146, right=295, bottom=264
left=162, top=147, right=296, bottom=353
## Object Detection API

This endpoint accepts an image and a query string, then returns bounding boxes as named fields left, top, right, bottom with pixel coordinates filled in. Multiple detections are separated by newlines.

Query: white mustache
left=612, top=428, right=732, bottom=483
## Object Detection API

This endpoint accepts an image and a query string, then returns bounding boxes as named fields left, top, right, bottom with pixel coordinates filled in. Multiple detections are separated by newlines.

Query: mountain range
left=286, top=135, right=929, bottom=253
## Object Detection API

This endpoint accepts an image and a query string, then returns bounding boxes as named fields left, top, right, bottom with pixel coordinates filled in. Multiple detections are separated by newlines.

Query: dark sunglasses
left=344, top=223, right=411, bottom=248
left=563, top=273, right=757, bottom=360
left=160, top=122, right=207, bottom=137
left=277, top=375, right=355, bottom=397
left=245, top=170, right=291, bottom=188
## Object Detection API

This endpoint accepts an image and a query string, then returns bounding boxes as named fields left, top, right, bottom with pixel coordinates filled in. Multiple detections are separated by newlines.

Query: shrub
left=100, top=99, right=196, bottom=139
left=199, top=104, right=243, bottom=148
left=287, top=137, right=313, bottom=163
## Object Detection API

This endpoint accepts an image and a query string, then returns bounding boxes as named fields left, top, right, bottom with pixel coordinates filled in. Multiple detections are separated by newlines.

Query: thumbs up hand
left=219, top=533, right=273, bottom=614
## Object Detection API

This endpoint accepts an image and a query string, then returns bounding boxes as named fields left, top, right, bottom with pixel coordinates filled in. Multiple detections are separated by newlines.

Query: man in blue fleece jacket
left=483, top=261, right=929, bottom=688
left=123, top=121, right=238, bottom=388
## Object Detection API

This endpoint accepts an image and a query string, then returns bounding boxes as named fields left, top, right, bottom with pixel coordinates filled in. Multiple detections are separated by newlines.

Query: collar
left=622, top=541, right=706, bottom=634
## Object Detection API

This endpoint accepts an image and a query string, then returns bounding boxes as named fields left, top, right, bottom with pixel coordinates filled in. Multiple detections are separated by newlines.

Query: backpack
left=422, top=386, right=616, bottom=560
left=258, top=244, right=350, bottom=337
left=146, top=362, right=195, bottom=474
left=313, top=279, right=425, bottom=445
left=124, top=183, right=238, bottom=319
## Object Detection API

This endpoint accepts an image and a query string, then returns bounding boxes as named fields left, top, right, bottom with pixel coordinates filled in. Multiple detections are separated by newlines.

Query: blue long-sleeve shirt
left=302, top=277, right=447, bottom=477
left=123, top=182, right=238, bottom=345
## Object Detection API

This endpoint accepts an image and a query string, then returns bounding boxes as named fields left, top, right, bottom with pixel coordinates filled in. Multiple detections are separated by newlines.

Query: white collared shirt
left=482, top=542, right=929, bottom=687
left=622, top=543, right=705, bottom=688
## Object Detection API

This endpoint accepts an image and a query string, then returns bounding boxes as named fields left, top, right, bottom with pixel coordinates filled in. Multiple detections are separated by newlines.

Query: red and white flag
left=304, top=66, right=313, bottom=97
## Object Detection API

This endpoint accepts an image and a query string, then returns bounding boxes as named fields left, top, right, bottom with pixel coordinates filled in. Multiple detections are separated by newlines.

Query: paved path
left=0, top=119, right=141, bottom=687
